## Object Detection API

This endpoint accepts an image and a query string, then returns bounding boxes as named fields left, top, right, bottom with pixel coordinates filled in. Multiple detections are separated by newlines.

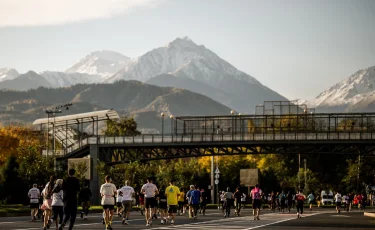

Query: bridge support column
left=90, top=145, right=101, bottom=205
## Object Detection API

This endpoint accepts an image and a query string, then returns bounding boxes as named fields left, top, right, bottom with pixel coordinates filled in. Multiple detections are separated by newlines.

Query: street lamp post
left=239, top=113, right=242, bottom=140
left=231, top=110, right=235, bottom=140
left=170, top=115, right=174, bottom=134
left=44, top=103, right=73, bottom=156
left=161, top=112, right=165, bottom=143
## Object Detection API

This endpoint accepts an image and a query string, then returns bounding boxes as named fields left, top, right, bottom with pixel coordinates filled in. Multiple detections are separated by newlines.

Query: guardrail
left=60, top=132, right=375, bottom=155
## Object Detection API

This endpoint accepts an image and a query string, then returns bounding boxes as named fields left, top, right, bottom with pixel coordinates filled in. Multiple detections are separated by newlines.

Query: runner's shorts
left=159, top=201, right=167, bottom=210
left=122, top=200, right=132, bottom=213
left=168, top=205, right=178, bottom=213
left=81, top=201, right=91, bottom=209
left=30, top=203, right=39, bottom=209
left=336, top=202, right=341, bottom=207
left=102, top=205, right=115, bottom=210
left=116, top=202, right=122, bottom=208
left=252, top=199, right=261, bottom=209
left=145, top=197, right=156, bottom=209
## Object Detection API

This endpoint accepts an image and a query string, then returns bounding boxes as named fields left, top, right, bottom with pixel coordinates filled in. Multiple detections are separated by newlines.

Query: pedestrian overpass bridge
left=33, top=101, right=375, bottom=204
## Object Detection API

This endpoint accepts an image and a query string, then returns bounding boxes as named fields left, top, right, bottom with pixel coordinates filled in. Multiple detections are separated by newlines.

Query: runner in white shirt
left=334, top=192, right=342, bottom=213
left=100, top=175, right=117, bottom=230
left=119, top=180, right=135, bottom=225
left=241, top=193, right=247, bottom=209
left=141, top=177, right=159, bottom=226
left=116, top=188, right=123, bottom=218
left=28, top=184, right=40, bottom=221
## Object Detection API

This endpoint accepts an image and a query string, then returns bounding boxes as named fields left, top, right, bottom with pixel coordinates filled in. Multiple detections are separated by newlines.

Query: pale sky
left=0, top=0, right=374, bottom=100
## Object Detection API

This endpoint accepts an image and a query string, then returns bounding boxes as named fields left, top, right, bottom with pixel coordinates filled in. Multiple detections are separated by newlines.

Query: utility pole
left=304, top=159, right=307, bottom=191
left=298, top=154, right=301, bottom=190
left=211, top=156, right=214, bottom=203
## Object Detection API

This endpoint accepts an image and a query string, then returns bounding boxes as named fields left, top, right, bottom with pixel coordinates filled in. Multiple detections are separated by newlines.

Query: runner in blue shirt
left=186, top=185, right=200, bottom=219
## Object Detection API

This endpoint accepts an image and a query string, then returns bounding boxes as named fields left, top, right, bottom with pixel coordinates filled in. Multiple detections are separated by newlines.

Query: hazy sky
left=1, top=0, right=374, bottom=100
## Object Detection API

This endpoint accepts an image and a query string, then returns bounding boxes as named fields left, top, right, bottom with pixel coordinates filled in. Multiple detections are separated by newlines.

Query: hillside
left=0, top=81, right=231, bottom=133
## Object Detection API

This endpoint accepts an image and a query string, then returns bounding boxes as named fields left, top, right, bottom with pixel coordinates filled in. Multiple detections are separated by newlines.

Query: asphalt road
left=0, top=208, right=373, bottom=230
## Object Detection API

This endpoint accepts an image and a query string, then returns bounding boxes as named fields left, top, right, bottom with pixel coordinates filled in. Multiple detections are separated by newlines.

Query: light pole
left=170, top=115, right=174, bottom=134
left=44, top=103, right=73, bottom=156
left=239, top=113, right=242, bottom=140
left=304, top=159, right=307, bottom=191
left=161, top=112, right=165, bottom=142
left=45, top=109, right=62, bottom=156
left=231, top=110, right=235, bottom=140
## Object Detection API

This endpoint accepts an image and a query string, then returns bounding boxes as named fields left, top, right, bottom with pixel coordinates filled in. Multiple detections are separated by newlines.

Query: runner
left=234, top=187, right=242, bottom=216
left=78, top=182, right=92, bottom=220
left=141, top=177, right=159, bottom=226
left=279, top=191, right=286, bottom=213
left=241, top=192, right=247, bottom=209
left=286, top=191, right=293, bottom=213
left=28, top=184, right=40, bottom=222
left=165, top=179, right=180, bottom=225
left=200, top=189, right=208, bottom=215
left=158, top=189, right=168, bottom=224
left=296, top=190, right=306, bottom=218
left=42, top=176, right=55, bottom=230
left=307, top=192, right=315, bottom=211
left=224, top=187, right=234, bottom=218
left=186, top=185, right=200, bottom=219
left=60, top=168, right=80, bottom=230
left=100, top=175, right=117, bottom=230
left=219, top=191, right=225, bottom=213
left=335, top=191, right=342, bottom=213
left=138, top=191, right=145, bottom=216
left=251, top=184, right=262, bottom=220
left=51, top=179, right=64, bottom=230
left=271, top=191, right=276, bottom=211
left=342, top=193, right=349, bottom=212
left=119, top=180, right=135, bottom=225
left=116, top=186, right=123, bottom=218
left=178, top=188, right=186, bottom=215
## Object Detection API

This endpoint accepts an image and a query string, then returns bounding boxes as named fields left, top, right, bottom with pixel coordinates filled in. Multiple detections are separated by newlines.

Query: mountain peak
left=166, top=36, right=199, bottom=49
left=308, top=65, right=375, bottom=108
left=66, top=50, right=132, bottom=79
left=0, top=68, right=19, bottom=82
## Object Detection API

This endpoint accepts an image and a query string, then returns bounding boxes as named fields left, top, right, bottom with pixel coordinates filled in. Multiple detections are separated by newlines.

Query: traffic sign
left=214, top=179, right=219, bottom=184
left=215, top=168, right=220, bottom=174
left=215, top=174, right=220, bottom=179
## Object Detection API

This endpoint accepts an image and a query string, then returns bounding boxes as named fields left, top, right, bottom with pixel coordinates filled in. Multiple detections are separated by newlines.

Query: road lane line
left=243, top=213, right=321, bottom=230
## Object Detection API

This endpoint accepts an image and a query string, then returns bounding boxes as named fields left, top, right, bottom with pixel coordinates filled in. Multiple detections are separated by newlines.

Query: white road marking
left=243, top=213, right=321, bottom=230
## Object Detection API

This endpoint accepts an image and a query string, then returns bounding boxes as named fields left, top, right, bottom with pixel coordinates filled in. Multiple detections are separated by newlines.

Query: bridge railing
left=64, top=131, right=375, bottom=154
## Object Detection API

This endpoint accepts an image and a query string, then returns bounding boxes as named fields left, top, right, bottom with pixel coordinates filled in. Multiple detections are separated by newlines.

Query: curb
left=364, top=212, right=375, bottom=218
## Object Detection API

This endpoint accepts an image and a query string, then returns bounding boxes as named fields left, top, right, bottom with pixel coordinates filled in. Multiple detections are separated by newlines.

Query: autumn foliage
left=0, top=124, right=43, bottom=165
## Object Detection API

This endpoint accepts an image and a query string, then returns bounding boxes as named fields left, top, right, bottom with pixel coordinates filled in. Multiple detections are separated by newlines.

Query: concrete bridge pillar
left=90, top=145, right=101, bottom=205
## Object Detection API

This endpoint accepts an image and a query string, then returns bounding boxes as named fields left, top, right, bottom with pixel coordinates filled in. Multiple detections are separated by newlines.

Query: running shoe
left=161, top=219, right=165, bottom=224
left=171, top=220, right=174, bottom=225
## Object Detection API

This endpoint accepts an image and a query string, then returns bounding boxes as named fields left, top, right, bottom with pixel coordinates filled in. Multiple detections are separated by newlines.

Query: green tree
left=103, top=117, right=141, bottom=136
left=0, top=155, right=27, bottom=204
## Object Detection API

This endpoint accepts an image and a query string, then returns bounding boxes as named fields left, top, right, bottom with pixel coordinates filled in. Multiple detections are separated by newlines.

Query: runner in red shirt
left=295, top=190, right=306, bottom=218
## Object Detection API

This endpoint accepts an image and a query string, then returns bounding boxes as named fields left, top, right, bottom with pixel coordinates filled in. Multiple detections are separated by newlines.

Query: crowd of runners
left=27, top=171, right=372, bottom=230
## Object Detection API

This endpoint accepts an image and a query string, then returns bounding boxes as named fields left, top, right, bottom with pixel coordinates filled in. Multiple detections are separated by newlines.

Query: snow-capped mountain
left=65, top=50, right=132, bottom=80
left=1, top=37, right=287, bottom=113
left=0, top=68, right=19, bottom=82
left=41, top=71, right=102, bottom=87
left=308, top=66, right=375, bottom=109
left=109, top=37, right=260, bottom=85
left=108, top=37, right=287, bottom=112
